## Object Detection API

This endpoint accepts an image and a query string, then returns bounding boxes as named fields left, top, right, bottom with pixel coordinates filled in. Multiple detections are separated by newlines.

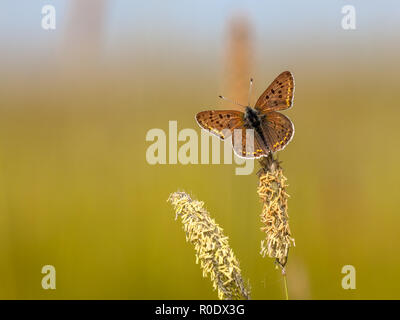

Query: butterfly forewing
left=255, top=71, right=295, bottom=112
left=260, top=111, right=294, bottom=152
left=195, top=110, right=244, bottom=139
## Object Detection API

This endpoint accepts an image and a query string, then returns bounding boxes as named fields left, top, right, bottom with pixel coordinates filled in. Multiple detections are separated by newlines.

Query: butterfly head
left=244, top=106, right=263, bottom=126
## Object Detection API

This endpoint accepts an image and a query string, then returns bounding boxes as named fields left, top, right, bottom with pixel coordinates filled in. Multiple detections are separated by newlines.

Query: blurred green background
left=0, top=0, right=399, bottom=299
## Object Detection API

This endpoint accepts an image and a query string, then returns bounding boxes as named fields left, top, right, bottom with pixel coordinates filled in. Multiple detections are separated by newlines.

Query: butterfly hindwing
left=255, top=71, right=295, bottom=113
left=197, top=110, right=267, bottom=159
left=260, top=111, right=294, bottom=152
left=195, top=110, right=244, bottom=140
left=232, top=128, right=270, bottom=159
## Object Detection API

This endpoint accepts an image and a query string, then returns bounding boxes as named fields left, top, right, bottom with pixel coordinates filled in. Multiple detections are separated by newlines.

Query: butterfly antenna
left=218, top=95, right=246, bottom=108
left=248, top=78, right=253, bottom=106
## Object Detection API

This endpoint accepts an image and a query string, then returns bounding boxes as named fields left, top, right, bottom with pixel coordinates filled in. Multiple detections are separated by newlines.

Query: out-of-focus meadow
left=0, top=0, right=400, bottom=299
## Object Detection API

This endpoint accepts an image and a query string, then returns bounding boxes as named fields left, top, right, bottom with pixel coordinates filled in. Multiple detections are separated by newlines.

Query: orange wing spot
left=286, top=86, right=292, bottom=106
left=205, top=126, right=225, bottom=138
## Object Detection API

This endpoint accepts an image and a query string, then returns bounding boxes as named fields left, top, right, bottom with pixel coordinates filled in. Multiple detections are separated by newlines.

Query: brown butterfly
left=195, top=71, right=295, bottom=158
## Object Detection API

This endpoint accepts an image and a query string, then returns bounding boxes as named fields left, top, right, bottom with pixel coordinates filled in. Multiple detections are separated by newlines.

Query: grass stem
left=282, top=267, right=289, bottom=300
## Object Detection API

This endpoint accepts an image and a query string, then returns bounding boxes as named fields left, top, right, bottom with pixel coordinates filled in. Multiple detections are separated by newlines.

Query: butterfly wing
left=255, top=71, right=295, bottom=113
left=231, top=128, right=270, bottom=159
left=260, top=111, right=294, bottom=152
left=195, top=110, right=244, bottom=139
left=196, top=110, right=266, bottom=159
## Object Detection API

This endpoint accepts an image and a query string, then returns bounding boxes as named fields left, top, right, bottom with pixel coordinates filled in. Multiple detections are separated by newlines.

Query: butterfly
left=195, top=71, right=295, bottom=159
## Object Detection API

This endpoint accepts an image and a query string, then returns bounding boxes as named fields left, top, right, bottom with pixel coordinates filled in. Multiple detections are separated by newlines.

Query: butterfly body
left=243, top=106, right=268, bottom=148
left=244, top=106, right=263, bottom=128
left=196, top=71, right=295, bottom=159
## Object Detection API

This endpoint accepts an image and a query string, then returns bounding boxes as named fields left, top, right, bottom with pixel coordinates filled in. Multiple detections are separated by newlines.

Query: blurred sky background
left=0, top=0, right=399, bottom=299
